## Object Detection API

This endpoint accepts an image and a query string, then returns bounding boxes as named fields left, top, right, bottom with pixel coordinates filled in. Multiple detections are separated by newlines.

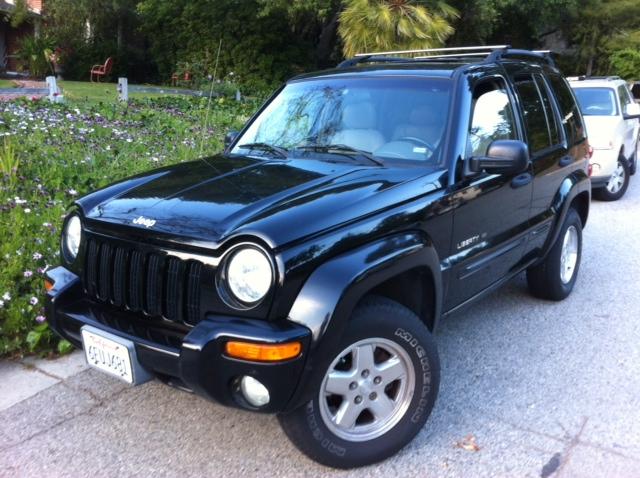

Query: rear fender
left=541, top=170, right=590, bottom=259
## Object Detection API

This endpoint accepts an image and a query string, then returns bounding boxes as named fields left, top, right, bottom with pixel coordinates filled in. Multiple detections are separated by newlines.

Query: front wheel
left=278, top=296, right=440, bottom=468
left=527, top=208, right=582, bottom=301
left=594, top=158, right=629, bottom=201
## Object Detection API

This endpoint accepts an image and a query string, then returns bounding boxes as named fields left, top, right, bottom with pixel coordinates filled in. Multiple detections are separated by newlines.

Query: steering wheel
left=398, top=136, right=436, bottom=155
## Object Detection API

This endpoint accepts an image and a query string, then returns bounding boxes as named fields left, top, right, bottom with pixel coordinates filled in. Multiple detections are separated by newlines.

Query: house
left=0, top=0, right=43, bottom=73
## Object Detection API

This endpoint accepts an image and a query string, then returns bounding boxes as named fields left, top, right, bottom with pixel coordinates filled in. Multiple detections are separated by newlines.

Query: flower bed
left=0, top=96, right=256, bottom=356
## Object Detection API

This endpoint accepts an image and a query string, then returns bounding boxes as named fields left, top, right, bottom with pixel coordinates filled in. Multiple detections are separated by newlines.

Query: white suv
left=569, top=76, right=640, bottom=201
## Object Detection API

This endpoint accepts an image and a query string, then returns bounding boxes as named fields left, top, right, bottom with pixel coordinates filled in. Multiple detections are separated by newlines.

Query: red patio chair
left=90, top=57, right=114, bottom=82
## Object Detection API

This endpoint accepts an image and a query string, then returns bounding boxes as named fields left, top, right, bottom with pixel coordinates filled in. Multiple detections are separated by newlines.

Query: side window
left=547, top=74, right=586, bottom=146
left=534, top=74, right=561, bottom=146
left=618, top=84, right=632, bottom=111
left=466, top=79, right=517, bottom=158
left=513, top=74, right=551, bottom=153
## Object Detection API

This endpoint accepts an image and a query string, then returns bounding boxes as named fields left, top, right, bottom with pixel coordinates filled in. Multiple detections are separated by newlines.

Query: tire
left=278, top=296, right=440, bottom=469
left=527, top=208, right=582, bottom=301
left=594, top=157, right=629, bottom=201
left=631, top=136, right=638, bottom=176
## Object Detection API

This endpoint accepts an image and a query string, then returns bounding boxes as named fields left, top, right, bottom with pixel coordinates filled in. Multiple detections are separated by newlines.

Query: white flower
left=24, top=208, right=31, bottom=213
left=68, top=189, right=78, bottom=196
left=2, top=292, right=11, bottom=301
left=29, top=297, right=38, bottom=306
left=0, top=299, right=4, bottom=308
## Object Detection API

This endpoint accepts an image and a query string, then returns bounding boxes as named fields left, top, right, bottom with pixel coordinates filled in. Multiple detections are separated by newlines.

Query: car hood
left=78, top=154, right=439, bottom=249
left=583, top=116, right=622, bottom=149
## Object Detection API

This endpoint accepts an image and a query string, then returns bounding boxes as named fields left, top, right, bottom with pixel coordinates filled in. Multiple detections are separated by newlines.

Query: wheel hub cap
left=606, top=161, right=625, bottom=194
left=319, top=338, right=415, bottom=442
left=560, top=225, right=579, bottom=284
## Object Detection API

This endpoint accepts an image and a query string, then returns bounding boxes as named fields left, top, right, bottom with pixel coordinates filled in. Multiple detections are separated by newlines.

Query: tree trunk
left=316, top=12, right=339, bottom=67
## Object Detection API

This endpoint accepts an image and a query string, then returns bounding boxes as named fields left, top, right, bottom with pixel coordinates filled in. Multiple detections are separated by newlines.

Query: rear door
left=512, top=72, right=583, bottom=258
left=445, top=76, right=532, bottom=310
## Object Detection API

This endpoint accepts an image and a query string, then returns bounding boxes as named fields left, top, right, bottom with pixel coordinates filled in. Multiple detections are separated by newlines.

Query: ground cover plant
left=0, top=93, right=259, bottom=356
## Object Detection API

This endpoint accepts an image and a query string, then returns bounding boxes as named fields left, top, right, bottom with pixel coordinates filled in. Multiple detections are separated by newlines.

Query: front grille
left=83, top=237, right=203, bottom=325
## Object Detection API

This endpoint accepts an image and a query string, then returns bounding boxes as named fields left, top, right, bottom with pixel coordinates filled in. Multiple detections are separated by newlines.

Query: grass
left=0, top=80, right=15, bottom=89
left=0, top=92, right=260, bottom=356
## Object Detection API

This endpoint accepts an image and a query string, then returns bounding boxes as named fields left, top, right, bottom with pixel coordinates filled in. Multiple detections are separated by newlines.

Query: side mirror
left=623, top=102, right=640, bottom=120
left=224, top=131, right=239, bottom=149
left=469, top=140, right=529, bottom=175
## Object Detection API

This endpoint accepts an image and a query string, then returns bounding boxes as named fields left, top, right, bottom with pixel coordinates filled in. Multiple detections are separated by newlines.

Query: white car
left=569, top=76, right=640, bottom=201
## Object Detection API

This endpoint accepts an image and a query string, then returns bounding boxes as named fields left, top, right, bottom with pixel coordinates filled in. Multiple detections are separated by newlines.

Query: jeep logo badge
left=132, top=216, right=156, bottom=228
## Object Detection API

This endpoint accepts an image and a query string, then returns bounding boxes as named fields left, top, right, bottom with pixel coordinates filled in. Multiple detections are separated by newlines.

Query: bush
left=0, top=94, right=259, bottom=356
left=17, top=36, right=54, bottom=79
left=610, top=48, right=640, bottom=80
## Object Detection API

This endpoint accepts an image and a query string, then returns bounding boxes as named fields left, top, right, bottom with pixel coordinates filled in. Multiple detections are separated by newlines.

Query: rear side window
left=534, top=75, right=561, bottom=146
left=547, top=74, right=586, bottom=146
left=466, top=79, right=517, bottom=158
left=513, top=75, right=552, bottom=153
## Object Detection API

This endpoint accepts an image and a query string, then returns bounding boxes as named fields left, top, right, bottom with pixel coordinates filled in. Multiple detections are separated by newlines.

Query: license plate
left=81, top=327, right=135, bottom=383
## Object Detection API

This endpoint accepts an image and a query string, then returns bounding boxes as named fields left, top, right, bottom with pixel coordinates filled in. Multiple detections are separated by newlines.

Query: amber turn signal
left=44, top=279, right=54, bottom=292
left=225, top=340, right=302, bottom=362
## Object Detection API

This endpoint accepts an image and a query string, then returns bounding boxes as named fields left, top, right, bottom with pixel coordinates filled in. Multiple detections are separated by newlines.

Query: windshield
left=231, top=76, right=451, bottom=164
left=573, top=87, right=619, bottom=116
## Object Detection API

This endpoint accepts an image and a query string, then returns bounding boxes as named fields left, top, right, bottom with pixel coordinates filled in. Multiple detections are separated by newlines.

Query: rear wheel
left=527, top=208, right=582, bottom=301
left=278, top=296, right=440, bottom=468
left=594, top=157, right=629, bottom=201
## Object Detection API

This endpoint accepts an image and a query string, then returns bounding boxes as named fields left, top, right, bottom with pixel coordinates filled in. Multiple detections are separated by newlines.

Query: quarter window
left=547, top=74, right=586, bottom=146
left=466, top=79, right=517, bottom=158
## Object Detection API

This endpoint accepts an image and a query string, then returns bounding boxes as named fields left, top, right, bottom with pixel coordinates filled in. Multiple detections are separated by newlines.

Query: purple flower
left=23, top=270, right=33, bottom=278
left=35, top=315, right=46, bottom=323
left=30, top=297, right=39, bottom=306
left=33, top=252, right=43, bottom=260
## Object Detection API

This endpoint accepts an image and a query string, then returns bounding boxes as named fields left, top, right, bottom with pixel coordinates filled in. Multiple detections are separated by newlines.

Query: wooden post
left=118, top=77, right=128, bottom=102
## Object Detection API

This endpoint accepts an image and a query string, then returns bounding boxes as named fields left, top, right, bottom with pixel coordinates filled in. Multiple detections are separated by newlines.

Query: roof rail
left=569, top=75, right=622, bottom=81
left=354, top=45, right=509, bottom=58
left=336, top=46, right=557, bottom=69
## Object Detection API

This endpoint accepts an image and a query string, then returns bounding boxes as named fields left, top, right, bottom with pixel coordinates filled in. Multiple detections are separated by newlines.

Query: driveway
left=1, top=179, right=639, bottom=477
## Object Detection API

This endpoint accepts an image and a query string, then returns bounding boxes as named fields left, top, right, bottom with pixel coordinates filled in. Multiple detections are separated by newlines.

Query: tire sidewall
left=281, top=299, right=440, bottom=468
left=551, top=209, right=583, bottom=296
left=597, top=158, right=630, bottom=201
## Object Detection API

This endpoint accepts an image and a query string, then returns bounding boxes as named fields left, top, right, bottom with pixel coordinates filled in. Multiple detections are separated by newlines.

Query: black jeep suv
left=46, top=47, right=590, bottom=468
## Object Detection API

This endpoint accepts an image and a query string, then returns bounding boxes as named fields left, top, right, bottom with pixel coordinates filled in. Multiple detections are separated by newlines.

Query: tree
left=338, top=0, right=458, bottom=58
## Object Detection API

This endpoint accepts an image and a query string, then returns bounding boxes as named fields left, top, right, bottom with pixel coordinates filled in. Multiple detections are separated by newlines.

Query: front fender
left=283, top=232, right=442, bottom=411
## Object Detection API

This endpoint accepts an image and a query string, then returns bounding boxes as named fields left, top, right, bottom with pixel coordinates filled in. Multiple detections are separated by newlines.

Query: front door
left=445, top=76, right=532, bottom=310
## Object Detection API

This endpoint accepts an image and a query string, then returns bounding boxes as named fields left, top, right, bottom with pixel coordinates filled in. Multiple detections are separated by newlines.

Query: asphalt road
left=1, top=178, right=640, bottom=478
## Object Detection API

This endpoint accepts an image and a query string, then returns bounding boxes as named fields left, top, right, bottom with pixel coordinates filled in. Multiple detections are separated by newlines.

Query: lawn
left=0, top=89, right=259, bottom=356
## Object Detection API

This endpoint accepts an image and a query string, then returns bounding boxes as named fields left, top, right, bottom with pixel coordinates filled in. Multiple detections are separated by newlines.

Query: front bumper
left=45, top=266, right=311, bottom=413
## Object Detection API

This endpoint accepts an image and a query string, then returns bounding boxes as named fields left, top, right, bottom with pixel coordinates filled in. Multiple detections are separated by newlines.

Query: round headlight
left=63, top=215, right=82, bottom=261
left=226, top=247, right=273, bottom=305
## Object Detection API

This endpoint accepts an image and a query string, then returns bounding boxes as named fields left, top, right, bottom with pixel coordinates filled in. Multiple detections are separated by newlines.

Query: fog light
left=240, top=376, right=270, bottom=407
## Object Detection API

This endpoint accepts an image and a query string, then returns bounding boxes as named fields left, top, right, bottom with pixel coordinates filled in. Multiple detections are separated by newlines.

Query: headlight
left=225, top=247, right=273, bottom=306
left=63, top=215, right=82, bottom=261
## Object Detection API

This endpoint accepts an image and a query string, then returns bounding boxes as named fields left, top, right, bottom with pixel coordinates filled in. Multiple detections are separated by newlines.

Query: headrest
left=342, top=102, right=376, bottom=129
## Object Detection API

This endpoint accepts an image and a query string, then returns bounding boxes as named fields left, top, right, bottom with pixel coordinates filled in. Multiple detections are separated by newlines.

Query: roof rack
left=354, top=45, right=509, bottom=58
left=337, top=45, right=557, bottom=69
left=568, top=75, right=622, bottom=81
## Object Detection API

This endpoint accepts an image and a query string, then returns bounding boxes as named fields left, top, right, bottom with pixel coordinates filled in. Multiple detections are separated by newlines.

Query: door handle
left=511, top=172, right=532, bottom=188
left=559, top=155, right=573, bottom=167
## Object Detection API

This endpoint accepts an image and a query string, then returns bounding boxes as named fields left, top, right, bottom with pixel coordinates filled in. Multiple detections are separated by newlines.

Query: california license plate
left=81, top=326, right=135, bottom=384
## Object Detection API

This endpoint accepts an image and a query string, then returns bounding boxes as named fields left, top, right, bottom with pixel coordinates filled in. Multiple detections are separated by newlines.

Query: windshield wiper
left=296, top=144, right=383, bottom=166
left=237, top=142, right=289, bottom=159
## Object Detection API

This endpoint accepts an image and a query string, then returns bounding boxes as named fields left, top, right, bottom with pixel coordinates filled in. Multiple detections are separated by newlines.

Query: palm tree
left=338, top=0, right=458, bottom=58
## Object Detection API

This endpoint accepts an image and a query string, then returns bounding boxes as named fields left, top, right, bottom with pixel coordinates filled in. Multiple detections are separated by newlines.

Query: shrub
left=17, top=36, right=54, bottom=79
